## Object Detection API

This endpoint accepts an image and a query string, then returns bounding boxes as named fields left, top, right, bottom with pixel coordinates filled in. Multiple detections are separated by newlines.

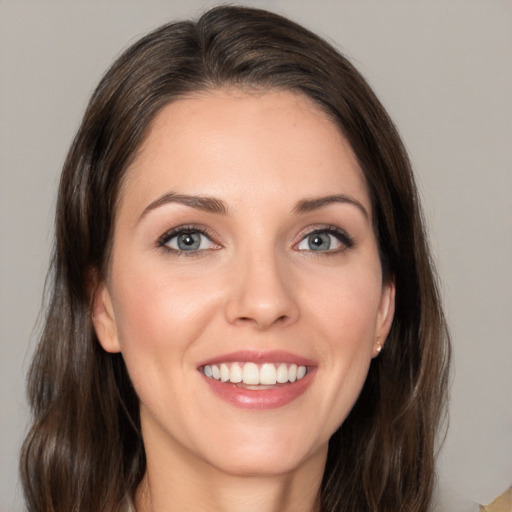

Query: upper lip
left=197, top=350, right=316, bottom=368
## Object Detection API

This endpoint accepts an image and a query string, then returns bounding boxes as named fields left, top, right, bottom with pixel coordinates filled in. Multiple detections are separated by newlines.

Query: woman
left=20, top=5, right=450, bottom=512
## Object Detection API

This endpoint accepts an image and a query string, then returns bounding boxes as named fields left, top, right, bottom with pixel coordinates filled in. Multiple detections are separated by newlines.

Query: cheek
left=301, top=268, right=382, bottom=420
left=109, top=257, right=222, bottom=374
left=306, top=266, right=383, bottom=347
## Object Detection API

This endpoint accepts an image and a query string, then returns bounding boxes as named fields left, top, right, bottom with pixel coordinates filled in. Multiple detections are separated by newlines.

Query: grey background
left=1, top=1, right=511, bottom=511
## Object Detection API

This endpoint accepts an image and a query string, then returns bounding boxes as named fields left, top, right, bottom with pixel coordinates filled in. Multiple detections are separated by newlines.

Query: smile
left=201, top=362, right=308, bottom=386
left=198, top=351, right=316, bottom=409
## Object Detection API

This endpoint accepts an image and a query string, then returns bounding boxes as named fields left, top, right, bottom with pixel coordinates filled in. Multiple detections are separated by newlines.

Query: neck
left=135, top=443, right=325, bottom=512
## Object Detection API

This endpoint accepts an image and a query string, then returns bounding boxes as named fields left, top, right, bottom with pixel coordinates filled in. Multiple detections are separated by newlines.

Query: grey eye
left=307, top=233, right=331, bottom=251
left=177, top=233, right=201, bottom=250
left=296, top=229, right=350, bottom=253
left=165, top=231, right=216, bottom=251
left=298, top=232, right=339, bottom=251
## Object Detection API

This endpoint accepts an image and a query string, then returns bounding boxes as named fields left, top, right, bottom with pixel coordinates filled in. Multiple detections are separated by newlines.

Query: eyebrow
left=138, top=191, right=369, bottom=222
left=293, top=194, right=369, bottom=219
left=139, top=192, right=228, bottom=222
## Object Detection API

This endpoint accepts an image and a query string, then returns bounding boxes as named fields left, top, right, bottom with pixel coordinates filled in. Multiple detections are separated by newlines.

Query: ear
left=91, top=281, right=121, bottom=353
left=372, top=278, right=395, bottom=358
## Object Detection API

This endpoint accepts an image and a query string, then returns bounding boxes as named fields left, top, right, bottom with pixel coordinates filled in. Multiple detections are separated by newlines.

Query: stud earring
left=375, top=335, right=383, bottom=354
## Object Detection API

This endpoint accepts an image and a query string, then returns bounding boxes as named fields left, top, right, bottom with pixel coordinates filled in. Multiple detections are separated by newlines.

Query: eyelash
left=296, top=226, right=355, bottom=255
left=156, top=225, right=220, bottom=257
left=156, top=224, right=355, bottom=256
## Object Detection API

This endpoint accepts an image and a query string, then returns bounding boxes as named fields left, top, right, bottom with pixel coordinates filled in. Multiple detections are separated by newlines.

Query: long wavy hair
left=20, top=5, right=450, bottom=512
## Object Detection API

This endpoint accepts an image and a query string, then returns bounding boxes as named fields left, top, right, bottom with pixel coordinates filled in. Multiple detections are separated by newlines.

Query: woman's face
left=93, top=89, right=394, bottom=478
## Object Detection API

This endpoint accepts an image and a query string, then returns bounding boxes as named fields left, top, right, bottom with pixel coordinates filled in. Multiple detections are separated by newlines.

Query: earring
left=375, top=335, right=383, bottom=354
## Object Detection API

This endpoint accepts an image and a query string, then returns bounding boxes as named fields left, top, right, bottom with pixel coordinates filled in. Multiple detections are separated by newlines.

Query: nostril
left=233, top=314, right=289, bottom=328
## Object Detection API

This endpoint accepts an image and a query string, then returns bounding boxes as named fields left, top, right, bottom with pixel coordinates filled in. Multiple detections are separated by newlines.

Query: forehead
left=119, top=88, right=370, bottom=218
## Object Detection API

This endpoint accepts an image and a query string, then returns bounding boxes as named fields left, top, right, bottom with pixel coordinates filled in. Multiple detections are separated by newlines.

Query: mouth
left=198, top=351, right=316, bottom=409
left=200, top=362, right=308, bottom=387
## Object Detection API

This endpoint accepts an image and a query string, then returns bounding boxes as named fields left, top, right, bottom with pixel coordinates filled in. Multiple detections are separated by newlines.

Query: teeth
left=242, top=362, right=259, bottom=385
left=202, top=362, right=308, bottom=385
left=220, top=363, right=230, bottom=382
left=276, top=363, right=288, bottom=383
left=230, top=362, right=242, bottom=383
left=260, top=363, right=277, bottom=385
left=288, top=364, right=297, bottom=382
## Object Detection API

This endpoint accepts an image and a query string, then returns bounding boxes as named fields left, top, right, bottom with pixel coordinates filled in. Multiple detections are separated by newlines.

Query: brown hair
left=20, top=6, right=450, bottom=511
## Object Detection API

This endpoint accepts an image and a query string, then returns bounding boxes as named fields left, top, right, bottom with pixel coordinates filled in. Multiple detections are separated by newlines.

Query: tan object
left=480, top=485, right=512, bottom=512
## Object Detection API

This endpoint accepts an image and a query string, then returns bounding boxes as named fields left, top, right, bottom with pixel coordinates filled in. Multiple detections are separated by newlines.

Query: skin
left=93, top=89, right=395, bottom=512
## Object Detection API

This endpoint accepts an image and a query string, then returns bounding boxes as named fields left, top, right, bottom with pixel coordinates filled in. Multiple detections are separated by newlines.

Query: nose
left=224, top=249, right=300, bottom=330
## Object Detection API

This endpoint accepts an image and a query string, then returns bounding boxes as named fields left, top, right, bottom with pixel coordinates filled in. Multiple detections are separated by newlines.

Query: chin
left=197, top=429, right=328, bottom=478
left=209, top=451, right=321, bottom=479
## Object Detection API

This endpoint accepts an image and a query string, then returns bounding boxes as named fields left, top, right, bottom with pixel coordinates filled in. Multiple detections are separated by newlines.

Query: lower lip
left=201, top=370, right=315, bottom=410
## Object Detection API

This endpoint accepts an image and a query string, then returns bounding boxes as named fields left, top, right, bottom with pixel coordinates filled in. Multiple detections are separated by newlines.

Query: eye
left=296, top=228, right=354, bottom=253
left=158, top=227, right=219, bottom=254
